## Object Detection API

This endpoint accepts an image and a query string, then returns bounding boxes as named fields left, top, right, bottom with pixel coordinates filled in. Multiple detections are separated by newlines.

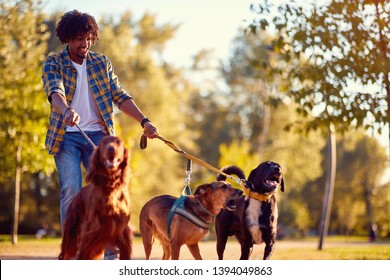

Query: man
left=42, top=10, right=158, bottom=259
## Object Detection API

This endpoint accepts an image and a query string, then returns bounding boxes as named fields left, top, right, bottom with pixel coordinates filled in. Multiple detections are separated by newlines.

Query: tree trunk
left=363, top=178, right=378, bottom=242
left=318, top=124, right=336, bottom=250
left=12, top=137, right=23, bottom=245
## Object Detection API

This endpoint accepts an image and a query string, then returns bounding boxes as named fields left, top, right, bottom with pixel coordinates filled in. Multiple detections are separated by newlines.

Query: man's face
left=68, top=33, right=93, bottom=64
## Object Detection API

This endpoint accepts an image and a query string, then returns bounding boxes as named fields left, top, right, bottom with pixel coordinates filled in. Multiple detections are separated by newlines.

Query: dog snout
left=107, top=145, right=116, bottom=153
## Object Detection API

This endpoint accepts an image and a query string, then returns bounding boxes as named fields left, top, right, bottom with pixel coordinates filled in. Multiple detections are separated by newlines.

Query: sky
left=42, top=0, right=255, bottom=68
left=41, top=0, right=389, bottom=153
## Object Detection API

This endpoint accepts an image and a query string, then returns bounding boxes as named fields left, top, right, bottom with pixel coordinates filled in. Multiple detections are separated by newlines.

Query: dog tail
left=217, top=165, right=246, bottom=181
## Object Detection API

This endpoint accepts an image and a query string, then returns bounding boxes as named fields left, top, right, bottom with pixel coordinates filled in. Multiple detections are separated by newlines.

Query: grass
left=1, top=235, right=389, bottom=260
left=271, top=236, right=390, bottom=260
left=272, top=245, right=390, bottom=260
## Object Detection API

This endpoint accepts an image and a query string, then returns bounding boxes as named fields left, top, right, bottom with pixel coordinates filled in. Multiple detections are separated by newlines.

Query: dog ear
left=120, top=147, right=130, bottom=184
left=281, top=178, right=285, bottom=192
left=86, top=145, right=101, bottom=183
left=194, top=184, right=212, bottom=196
left=247, top=168, right=257, bottom=183
left=120, top=147, right=129, bottom=170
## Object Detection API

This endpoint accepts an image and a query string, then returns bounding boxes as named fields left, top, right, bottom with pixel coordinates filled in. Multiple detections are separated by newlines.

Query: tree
left=249, top=0, right=389, bottom=244
left=372, top=181, right=390, bottom=238
left=302, top=131, right=388, bottom=237
left=93, top=12, right=195, bottom=224
left=0, top=0, right=53, bottom=242
left=220, top=30, right=291, bottom=153
left=250, top=0, right=389, bottom=135
left=334, top=132, right=387, bottom=238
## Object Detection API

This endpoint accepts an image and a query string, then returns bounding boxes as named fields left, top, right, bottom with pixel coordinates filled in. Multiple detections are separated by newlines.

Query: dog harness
left=166, top=196, right=212, bottom=239
left=166, top=159, right=214, bottom=238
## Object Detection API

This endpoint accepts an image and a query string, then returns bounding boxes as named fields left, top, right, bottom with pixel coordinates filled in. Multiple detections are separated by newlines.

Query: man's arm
left=119, top=98, right=158, bottom=138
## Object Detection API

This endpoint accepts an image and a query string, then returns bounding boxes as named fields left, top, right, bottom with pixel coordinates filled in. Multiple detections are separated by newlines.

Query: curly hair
left=56, top=10, right=99, bottom=44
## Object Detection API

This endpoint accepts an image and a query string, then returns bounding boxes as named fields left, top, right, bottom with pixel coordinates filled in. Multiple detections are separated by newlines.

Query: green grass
left=272, top=245, right=390, bottom=260
left=1, top=235, right=389, bottom=260
left=0, top=234, right=59, bottom=242
left=271, top=236, right=390, bottom=260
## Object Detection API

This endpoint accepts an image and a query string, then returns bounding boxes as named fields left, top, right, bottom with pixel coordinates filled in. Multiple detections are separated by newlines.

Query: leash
left=167, top=159, right=197, bottom=238
left=140, top=134, right=245, bottom=190
left=75, top=123, right=97, bottom=149
left=142, top=133, right=273, bottom=237
left=141, top=134, right=273, bottom=202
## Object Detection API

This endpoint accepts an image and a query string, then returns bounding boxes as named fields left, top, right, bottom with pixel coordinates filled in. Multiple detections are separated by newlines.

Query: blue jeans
left=54, top=131, right=119, bottom=259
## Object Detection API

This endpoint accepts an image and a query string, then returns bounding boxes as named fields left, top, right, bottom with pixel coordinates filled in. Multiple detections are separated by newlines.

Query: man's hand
left=63, top=108, right=80, bottom=127
left=143, top=121, right=158, bottom=138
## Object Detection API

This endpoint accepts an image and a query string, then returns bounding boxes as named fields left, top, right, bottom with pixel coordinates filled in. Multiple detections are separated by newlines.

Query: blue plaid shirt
left=42, top=47, right=132, bottom=155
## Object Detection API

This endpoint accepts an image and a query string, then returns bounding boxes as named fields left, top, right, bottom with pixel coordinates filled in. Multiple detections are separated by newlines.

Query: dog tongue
left=266, top=180, right=277, bottom=186
left=105, top=159, right=119, bottom=169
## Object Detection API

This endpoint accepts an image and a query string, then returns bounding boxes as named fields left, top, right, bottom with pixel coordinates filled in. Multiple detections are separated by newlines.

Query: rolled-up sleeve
left=42, top=56, right=66, bottom=102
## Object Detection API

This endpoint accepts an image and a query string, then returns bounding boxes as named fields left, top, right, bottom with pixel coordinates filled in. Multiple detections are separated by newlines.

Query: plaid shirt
left=42, top=47, right=132, bottom=155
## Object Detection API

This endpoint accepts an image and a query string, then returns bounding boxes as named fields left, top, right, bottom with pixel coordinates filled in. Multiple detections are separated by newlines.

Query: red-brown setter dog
left=58, top=135, right=132, bottom=260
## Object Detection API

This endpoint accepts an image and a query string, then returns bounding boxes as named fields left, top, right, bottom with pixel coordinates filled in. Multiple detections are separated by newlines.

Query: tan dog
left=139, top=181, right=243, bottom=260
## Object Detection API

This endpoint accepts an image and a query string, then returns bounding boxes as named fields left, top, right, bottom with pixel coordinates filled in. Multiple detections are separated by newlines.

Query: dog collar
left=243, top=184, right=272, bottom=202
left=196, top=198, right=215, bottom=217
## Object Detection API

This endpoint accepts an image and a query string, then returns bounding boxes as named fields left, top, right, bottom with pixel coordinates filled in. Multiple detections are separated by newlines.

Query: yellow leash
left=140, top=134, right=245, bottom=189
left=141, top=134, right=272, bottom=202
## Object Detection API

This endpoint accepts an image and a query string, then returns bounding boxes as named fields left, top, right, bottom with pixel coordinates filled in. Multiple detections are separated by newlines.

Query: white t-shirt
left=66, top=58, right=105, bottom=132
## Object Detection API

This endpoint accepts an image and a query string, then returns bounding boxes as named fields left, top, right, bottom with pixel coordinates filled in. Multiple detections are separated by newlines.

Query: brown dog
left=59, top=135, right=132, bottom=260
left=139, top=181, right=243, bottom=260
left=215, top=162, right=284, bottom=260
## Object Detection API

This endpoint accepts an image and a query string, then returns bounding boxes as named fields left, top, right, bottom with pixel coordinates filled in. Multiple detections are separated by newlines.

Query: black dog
left=215, top=161, right=284, bottom=260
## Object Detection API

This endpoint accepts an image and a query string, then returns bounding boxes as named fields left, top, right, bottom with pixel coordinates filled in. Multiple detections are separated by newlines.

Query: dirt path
left=1, top=238, right=387, bottom=260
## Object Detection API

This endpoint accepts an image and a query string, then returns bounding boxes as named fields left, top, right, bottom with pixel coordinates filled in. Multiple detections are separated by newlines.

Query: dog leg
left=118, top=227, right=132, bottom=260
left=215, top=209, right=233, bottom=260
left=77, top=233, right=107, bottom=260
left=139, top=217, right=154, bottom=260
left=263, top=243, right=275, bottom=260
left=239, top=236, right=253, bottom=260
left=161, top=240, right=171, bottom=260
left=78, top=244, right=106, bottom=260
left=59, top=236, right=78, bottom=260
left=170, top=242, right=182, bottom=260
left=59, top=247, right=77, bottom=260
left=59, top=208, right=80, bottom=259
left=216, top=236, right=228, bottom=260
left=187, top=244, right=202, bottom=260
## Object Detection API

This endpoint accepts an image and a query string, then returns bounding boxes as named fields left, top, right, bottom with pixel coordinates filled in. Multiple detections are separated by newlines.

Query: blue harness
left=166, top=166, right=212, bottom=238
left=166, top=195, right=211, bottom=239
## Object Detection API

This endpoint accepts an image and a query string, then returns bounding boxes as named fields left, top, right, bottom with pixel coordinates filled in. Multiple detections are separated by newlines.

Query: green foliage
left=0, top=1, right=389, bottom=240
left=302, top=130, right=389, bottom=236
left=250, top=0, right=389, bottom=134
left=93, top=12, right=192, bottom=225
left=0, top=0, right=53, bottom=178
left=0, top=0, right=56, bottom=235
left=219, top=140, right=260, bottom=175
